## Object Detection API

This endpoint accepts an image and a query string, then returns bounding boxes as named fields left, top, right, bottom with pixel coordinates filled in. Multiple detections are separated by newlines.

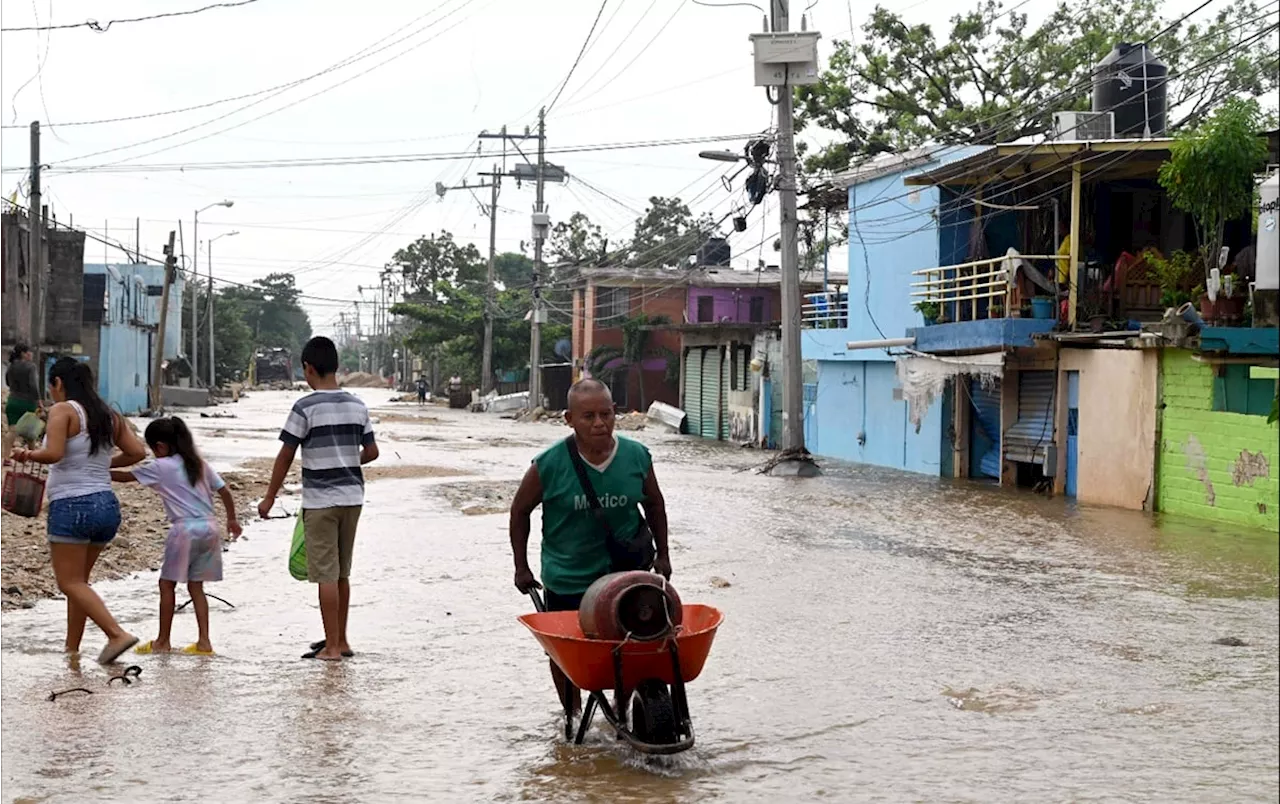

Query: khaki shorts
left=301, top=506, right=362, bottom=583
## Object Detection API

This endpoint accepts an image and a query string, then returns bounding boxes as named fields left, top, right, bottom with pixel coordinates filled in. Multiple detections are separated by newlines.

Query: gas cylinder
left=578, top=571, right=683, bottom=641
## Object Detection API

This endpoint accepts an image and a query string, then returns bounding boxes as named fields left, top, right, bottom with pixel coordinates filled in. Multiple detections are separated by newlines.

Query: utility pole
left=152, top=231, right=178, bottom=413
left=437, top=152, right=501, bottom=395
left=27, top=122, right=44, bottom=367
left=530, top=108, right=548, bottom=410
left=753, top=0, right=820, bottom=474
left=478, top=117, right=565, bottom=408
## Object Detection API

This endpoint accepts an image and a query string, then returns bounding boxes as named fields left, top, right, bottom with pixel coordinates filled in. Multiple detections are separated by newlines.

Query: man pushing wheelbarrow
left=510, top=380, right=722, bottom=752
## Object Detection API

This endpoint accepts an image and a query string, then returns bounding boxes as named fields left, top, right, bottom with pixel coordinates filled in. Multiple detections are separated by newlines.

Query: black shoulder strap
left=564, top=437, right=615, bottom=536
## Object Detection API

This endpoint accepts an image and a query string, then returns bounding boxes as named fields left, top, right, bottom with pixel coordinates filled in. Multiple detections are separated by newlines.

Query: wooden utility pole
left=27, top=122, right=43, bottom=365
left=151, top=231, right=178, bottom=413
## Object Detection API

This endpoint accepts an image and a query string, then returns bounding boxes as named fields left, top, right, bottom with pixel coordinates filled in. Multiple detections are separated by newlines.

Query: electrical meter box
left=749, top=31, right=821, bottom=87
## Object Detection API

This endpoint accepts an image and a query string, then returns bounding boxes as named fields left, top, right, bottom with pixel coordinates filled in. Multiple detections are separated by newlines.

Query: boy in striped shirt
left=258, top=336, right=379, bottom=661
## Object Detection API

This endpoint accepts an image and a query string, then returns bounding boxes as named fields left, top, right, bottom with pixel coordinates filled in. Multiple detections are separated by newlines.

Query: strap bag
left=288, top=514, right=308, bottom=581
left=563, top=437, right=655, bottom=573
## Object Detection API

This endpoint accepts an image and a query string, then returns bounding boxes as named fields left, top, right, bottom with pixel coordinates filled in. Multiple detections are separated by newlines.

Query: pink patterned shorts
left=160, top=518, right=223, bottom=583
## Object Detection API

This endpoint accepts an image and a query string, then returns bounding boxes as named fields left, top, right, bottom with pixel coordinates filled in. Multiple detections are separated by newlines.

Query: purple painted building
left=687, top=286, right=776, bottom=325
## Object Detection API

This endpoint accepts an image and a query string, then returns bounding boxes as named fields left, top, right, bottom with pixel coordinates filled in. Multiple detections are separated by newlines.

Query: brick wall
left=1158, top=349, right=1279, bottom=532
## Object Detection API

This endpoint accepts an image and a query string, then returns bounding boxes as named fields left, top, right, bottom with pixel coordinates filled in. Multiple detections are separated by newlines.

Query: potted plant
left=1158, top=98, right=1268, bottom=312
left=914, top=301, right=941, bottom=326
left=1146, top=249, right=1195, bottom=310
left=988, top=300, right=1005, bottom=319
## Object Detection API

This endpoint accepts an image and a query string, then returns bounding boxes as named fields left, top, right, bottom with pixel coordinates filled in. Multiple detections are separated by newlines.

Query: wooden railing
left=911, top=255, right=1057, bottom=322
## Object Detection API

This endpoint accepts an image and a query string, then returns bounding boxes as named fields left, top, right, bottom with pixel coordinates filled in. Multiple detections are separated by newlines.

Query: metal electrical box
left=749, top=31, right=821, bottom=87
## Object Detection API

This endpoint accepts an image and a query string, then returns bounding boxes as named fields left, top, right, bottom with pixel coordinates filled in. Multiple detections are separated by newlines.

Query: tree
left=493, top=251, right=534, bottom=289
left=586, top=312, right=678, bottom=411
left=393, top=231, right=486, bottom=298
left=210, top=296, right=255, bottom=384
left=628, top=197, right=718, bottom=269
left=548, top=211, right=607, bottom=267
left=183, top=274, right=309, bottom=384
left=1158, top=97, right=1268, bottom=280
left=795, top=0, right=1279, bottom=174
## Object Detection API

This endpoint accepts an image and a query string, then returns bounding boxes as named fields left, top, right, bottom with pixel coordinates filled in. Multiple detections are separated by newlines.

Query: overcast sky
left=1, top=0, right=1206, bottom=335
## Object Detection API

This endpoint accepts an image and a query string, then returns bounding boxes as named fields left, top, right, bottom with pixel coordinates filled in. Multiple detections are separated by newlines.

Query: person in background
left=12, top=357, right=147, bottom=663
left=258, top=337, right=378, bottom=661
left=112, top=417, right=241, bottom=655
left=508, top=378, right=672, bottom=724
left=1232, top=243, right=1256, bottom=286
left=4, top=344, right=42, bottom=461
left=416, top=375, right=428, bottom=406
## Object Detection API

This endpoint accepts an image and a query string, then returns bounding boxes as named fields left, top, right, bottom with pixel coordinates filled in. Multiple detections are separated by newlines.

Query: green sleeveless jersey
left=534, top=436, right=652, bottom=595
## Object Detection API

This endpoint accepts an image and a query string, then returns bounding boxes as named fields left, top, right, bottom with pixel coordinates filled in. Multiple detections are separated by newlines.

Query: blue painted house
left=801, top=147, right=985, bottom=475
left=81, top=263, right=184, bottom=415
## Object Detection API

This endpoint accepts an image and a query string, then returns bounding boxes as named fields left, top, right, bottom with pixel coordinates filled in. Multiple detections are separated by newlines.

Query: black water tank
left=697, top=237, right=731, bottom=266
left=1093, top=43, right=1168, bottom=138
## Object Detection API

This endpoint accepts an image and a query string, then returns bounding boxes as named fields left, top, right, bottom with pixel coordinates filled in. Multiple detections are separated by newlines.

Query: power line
left=1, top=0, right=261, bottom=32
left=546, top=0, right=610, bottom=114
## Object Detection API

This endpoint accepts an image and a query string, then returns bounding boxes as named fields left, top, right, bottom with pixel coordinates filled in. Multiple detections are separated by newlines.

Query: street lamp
left=207, top=230, right=239, bottom=388
left=192, top=200, right=234, bottom=386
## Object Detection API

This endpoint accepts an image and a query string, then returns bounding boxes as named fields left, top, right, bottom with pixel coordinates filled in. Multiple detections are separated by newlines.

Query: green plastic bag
left=288, top=514, right=308, bottom=581
left=13, top=411, right=45, bottom=444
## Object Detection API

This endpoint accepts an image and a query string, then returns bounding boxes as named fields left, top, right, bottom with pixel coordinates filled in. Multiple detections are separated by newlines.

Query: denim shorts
left=47, top=491, right=122, bottom=545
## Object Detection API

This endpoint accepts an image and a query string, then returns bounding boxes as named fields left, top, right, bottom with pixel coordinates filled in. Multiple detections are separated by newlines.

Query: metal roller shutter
left=719, top=345, right=731, bottom=440
left=701, top=347, right=721, bottom=439
left=684, top=348, right=703, bottom=437
left=1005, top=370, right=1056, bottom=465
left=970, top=377, right=1002, bottom=479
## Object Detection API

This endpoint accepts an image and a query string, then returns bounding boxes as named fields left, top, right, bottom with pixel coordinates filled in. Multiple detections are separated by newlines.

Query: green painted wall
left=1158, top=349, right=1279, bottom=532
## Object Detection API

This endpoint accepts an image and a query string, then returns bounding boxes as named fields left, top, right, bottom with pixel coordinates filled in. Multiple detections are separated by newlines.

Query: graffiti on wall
left=1182, top=434, right=1215, bottom=505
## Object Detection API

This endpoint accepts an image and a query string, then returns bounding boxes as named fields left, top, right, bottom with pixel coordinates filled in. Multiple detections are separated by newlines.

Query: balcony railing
left=911, top=255, right=1057, bottom=323
left=802, top=292, right=850, bottom=328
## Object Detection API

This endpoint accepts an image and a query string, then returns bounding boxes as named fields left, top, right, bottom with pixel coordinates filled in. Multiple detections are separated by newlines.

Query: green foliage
left=548, top=212, right=606, bottom=266
left=1144, top=249, right=1198, bottom=307
left=1158, top=97, right=1270, bottom=278
left=1268, top=394, right=1278, bottom=425
left=628, top=197, right=718, bottom=269
left=795, top=0, right=1279, bottom=175
left=913, top=300, right=941, bottom=321
left=184, top=272, right=311, bottom=384
left=493, top=252, right=534, bottom=289
left=393, top=231, right=486, bottom=297
left=586, top=313, right=676, bottom=411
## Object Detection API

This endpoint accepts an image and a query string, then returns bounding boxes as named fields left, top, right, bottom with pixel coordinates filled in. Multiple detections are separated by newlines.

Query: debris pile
left=339, top=372, right=387, bottom=388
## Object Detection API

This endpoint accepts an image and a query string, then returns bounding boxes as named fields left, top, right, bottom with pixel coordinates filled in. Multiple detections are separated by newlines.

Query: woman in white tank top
left=12, top=357, right=147, bottom=664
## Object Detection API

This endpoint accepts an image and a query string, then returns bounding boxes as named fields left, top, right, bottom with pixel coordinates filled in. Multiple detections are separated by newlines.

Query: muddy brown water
left=2, top=391, right=1276, bottom=802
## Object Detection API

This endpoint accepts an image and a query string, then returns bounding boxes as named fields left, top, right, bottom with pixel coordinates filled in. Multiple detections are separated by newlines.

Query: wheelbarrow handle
left=528, top=588, right=547, bottom=613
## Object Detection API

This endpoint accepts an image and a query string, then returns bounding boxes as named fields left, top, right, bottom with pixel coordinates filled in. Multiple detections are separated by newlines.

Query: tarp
left=896, top=351, right=1004, bottom=431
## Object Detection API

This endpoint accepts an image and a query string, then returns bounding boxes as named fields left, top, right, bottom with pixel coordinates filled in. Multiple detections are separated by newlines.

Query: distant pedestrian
left=258, top=336, right=379, bottom=661
left=11, top=357, right=147, bottom=664
left=112, top=417, right=241, bottom=655
left=415, top=376, right=428, bottom=406
left=4, top=344, right=42, bottom=460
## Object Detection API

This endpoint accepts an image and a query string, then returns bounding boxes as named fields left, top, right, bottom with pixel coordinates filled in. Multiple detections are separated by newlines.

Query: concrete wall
left=1057, top=348, right=1159, bottom=510
left=686, top=287, right=777, bottom=324
left=810, top=359, right=943, bottom=474
left=1157, top=349, right=1279, bottom=532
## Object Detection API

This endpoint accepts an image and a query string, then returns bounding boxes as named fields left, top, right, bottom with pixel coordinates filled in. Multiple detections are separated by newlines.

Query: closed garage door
left=684, top=347, right=704, bottom=437
left=701, top=347, right=721, bottom=439
left=1005, top=370, right=1055, bottom=465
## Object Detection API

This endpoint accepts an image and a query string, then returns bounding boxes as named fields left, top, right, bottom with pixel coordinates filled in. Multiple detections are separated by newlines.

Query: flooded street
left=2, top=390, right=1276, bottom=803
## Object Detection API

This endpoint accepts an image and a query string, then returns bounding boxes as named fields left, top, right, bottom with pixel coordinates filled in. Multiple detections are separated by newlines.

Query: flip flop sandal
left=300, top=648, right=344, bottom=661
left=181, top=644, right=216, bottom=656
left=308, top=639, right=354, bottom=658
left=98, top=635, right=140, bottom=665
left=134, top=640, right=156, bottom=655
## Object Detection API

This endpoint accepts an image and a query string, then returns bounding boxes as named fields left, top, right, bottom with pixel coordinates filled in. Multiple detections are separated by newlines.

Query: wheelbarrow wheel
left=629, top=680, right=678, bottom=746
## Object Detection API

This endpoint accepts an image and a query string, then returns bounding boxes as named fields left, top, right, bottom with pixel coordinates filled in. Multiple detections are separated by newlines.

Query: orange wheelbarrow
left=519, top=590, right=724, bottom=754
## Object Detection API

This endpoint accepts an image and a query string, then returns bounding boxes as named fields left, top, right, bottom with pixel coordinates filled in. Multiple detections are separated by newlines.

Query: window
left=1213, top=364, right=1276, bottom=416
left=748, top=295, right=765, bottom=323
left=82, top=274, right=107, bottom=325
left=696, top=295, right=714, bottom=323
left=594, top=287, right=630, bottom=322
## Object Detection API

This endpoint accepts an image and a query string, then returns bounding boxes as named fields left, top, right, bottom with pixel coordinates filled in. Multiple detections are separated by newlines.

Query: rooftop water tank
left=1093, top=43, right=1167, bottom=138
left=1257, top=171, right=1279, bottom=292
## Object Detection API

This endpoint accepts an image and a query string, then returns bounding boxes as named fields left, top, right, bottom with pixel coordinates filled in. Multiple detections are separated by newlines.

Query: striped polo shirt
left=280, top=389, right=376, bottom=509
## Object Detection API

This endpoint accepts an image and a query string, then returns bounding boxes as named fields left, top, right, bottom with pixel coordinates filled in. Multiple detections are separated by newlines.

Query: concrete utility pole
left=192, top=200, right=233, bottom=386
left=751, top=0, right=821, bottom=474
left=207, top=230, right=238, bottom=388
left=436, top=157, right=500, bottom=395
left=27, top=122, right=44, bottom=365
left=530, top=108, right=548, bottom=409
left=478, top=116, right=565, bottom=409
left=152, top=231, right=178, bottom=412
